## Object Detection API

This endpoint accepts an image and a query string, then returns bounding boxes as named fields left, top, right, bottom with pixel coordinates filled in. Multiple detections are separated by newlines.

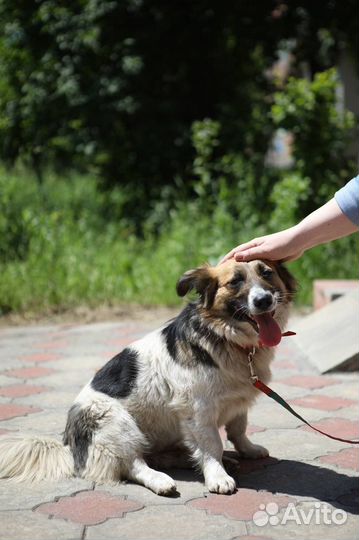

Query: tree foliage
left=0, top=0, right=357, bottom=211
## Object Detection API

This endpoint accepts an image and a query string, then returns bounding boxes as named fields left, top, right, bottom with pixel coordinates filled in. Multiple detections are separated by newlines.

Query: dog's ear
left=275, top=262, right=297, bottom=294
left=176, top=265, right=218, bottom=308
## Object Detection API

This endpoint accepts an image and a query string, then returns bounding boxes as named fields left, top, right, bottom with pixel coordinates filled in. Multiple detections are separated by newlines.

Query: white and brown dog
left=0, top=259, right=296, bottom=495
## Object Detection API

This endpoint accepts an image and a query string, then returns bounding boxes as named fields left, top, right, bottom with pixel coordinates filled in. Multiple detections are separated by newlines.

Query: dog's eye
left=228, top=275, right=244, bottom=288
left=261, top=269, right=274, bottom=280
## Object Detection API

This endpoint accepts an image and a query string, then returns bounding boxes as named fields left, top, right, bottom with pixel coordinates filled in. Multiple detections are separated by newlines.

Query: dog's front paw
left=237, top=442, right=269, bottom=459
left=206, top=472, right=236, bottom=494
left=147, top=471, right=177, bottom=496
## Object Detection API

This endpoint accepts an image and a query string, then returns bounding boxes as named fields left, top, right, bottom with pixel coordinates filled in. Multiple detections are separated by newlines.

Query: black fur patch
left=162, top=320, right=177, bottom=360
left=63, top=403, right=98, bottom=473
left=162, top=303, right=220, bottom=368
left=91, top=348, right=139, bottom=398
left=226, top=298, right=248, bottom=321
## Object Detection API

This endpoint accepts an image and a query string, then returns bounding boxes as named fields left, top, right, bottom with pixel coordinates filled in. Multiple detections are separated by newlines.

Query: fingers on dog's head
left=176, top=265, right=218, bottom=308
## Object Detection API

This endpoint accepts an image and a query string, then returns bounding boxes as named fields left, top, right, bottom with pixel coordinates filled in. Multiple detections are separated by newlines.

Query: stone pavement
left=0, top=316, right=358, bottom=540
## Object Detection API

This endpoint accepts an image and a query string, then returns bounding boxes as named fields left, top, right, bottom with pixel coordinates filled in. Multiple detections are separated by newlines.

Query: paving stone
left=0, top=403, right=42, bottom=421
left=248, top=399, right=328, bottom=430
left=315, top=379, right=359, bottom=401
left=247, top=499, right=359, bottom=539
left=50, top=355, right=104, bottom=371
left=259, top=380, right=316, bottom=400
left=86, top=503, right=247, bottom=540
left=34, top=340, right=70, bottom=350
left=231, top=536, right=271, bottom=540
left=0, top=374, right=24, bottom=385
left=36, top=490, right=143, bottom=525
left=19, top=389, right=76, bottom=409
left=99, top=469, right=206, bottom=506
left=318, top=448, right=359, bottom=472
left=0, top=384, right=50, bottom=398
left=0, top=410, right=66, bottom=434
left=40, top=369, right=93, bottom=388
left=272, top=359, right=297, bottom=370
left=0, top=316, right=358, bottom=540
left=237, top=459, right=357, bottom=503
left=101, top=350, right=124, bottom=359
left=289, top=395, right=357, bottom=411
left=0, top=427, right=17, bottom=436
left=230, top=455, right=280, bottom=476
left=278, top=375, right=340, bottom=389
left=188, top=489, right=296, bottom=521
left=336, top=488, right=359, bottom=510
left=0, top=358, right=32, bottom=370
left=107, top=337, right=138, bottom=348
left=248, top=428, right=350, bottom=461
left=0, top=479, right=93, bottom=510
left=19, top=353, right=62, bottom=363
left=301, top=417, right=359, bottom=441
left=0, top=509, right=83, bottom=540
left=4, top=366, right=57, bottom=379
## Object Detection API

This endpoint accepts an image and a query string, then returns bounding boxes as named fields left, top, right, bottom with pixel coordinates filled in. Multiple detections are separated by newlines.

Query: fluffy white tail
left=0, top=437, right=74, bottom=482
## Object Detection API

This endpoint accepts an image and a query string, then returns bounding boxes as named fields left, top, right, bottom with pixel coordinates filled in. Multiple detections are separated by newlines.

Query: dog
left=0, top=259, right=296, bottom=495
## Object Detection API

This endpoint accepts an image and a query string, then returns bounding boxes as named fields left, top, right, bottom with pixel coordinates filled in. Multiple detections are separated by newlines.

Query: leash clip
left=247, top=346, right=258, bottom=383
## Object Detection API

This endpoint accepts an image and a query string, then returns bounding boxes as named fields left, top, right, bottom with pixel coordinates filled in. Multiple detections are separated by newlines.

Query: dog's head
left=177, top=259, right=296, bottom=346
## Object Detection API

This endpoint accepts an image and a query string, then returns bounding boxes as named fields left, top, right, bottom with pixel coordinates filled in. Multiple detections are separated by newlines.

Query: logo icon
left=253, top=502, right=280, bottom=526
left=252, top=501, right=347, bottom=527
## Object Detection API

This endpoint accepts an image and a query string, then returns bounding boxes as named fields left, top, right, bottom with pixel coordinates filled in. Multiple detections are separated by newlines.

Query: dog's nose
left=253, top=292, right=273, bottom=311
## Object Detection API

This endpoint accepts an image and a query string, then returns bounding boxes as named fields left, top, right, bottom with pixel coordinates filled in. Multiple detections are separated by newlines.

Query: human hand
left=219, top=228, right=304, bottom=264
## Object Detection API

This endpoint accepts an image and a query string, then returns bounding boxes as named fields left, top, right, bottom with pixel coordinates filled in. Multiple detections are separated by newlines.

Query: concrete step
left=293, top=289, right=359, bottom=373
left=314, top=279, right=359, bottom=309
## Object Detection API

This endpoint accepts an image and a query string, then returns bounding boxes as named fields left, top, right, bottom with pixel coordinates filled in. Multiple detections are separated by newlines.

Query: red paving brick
left=236, top=457, right=279, bottom=475
left=235, top=537, right=272, bottom=540
left=290, top=395, right=357, bottom=411
left=278, top=375, right=339, bottom=389
left=0, top=428, right=17, bottom=436
left=188, top=489, right=296, bottom=521
left=35, top=341, right=69, bottom=349
left=19, top=353, right=61, bottom=363
left=4, top=366, right=56, bottom=379
left=101, top=350, right=122, bottom=359
left=219, top=425, right=265, bottom=441
left=273, top=360, right=296, bottom=369
left=0, top=403, right=42, bottom=421
left=0, top=384, right=49, bottom=398
left=301, top=417, right=359, bottom=440
left=36, top=490, right=143, bottom=525
left=107, top=337, right=136, bottom=347
left=318, top=448, right=359, bottom=472
left=247, top=425, right=266, bottom=435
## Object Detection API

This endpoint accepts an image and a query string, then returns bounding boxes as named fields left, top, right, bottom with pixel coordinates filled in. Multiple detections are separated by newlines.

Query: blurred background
left=0, top=0, right=358, bottom=318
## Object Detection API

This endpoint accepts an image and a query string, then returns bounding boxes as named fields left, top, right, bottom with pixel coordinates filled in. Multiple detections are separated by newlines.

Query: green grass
left=0, top=168, right=357, bottom=315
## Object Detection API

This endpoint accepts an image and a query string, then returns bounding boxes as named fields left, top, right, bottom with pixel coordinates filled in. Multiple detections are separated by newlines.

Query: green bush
left=0, top=81, right=358, bottom=316
left=272, top=69, right=357, bottom=215
left=0, top=165, right=357, bottom=315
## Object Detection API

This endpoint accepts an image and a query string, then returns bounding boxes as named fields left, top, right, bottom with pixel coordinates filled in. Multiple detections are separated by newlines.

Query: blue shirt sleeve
left=334, top=175, right=359, bottom=227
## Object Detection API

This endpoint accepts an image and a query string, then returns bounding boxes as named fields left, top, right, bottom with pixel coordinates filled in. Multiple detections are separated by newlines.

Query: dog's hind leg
left=127, top=457, right=177, bottom=496
left=146, top=445, right=192, bottom=470
left=225, top=411, right=269, bottom=459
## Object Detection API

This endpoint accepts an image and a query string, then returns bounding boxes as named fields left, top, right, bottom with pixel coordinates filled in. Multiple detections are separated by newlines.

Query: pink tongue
left=253, top=313, right=282, bottom=347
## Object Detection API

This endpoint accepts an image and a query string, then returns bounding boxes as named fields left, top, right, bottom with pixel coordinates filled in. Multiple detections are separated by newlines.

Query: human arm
left=220, top=195, right=358, bottom=264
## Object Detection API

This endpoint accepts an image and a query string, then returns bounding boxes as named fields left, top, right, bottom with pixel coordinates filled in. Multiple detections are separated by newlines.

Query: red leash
left=246, top=333, right=359, bottom=445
